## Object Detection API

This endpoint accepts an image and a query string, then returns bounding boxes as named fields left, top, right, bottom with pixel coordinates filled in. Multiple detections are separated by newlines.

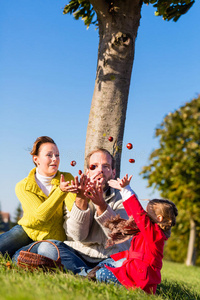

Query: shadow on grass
left=156, top=279, right=200, bottom=300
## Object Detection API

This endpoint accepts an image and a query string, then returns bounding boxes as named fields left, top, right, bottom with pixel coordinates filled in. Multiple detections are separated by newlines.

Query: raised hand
left=76, top=174, right=90, bottom=198
left=84, top=178, right=107, bottom=215
left=108, top=174, right=133, bottom=190
left=59, top=174, right=78, bottom=193
left=84, top=179, right=103, bottom=204
left=74, top=173, right=91, bottom=210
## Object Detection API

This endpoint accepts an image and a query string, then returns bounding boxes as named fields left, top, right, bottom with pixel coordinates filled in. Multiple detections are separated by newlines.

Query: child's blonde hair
left=147, top=199, right=178, bottom=231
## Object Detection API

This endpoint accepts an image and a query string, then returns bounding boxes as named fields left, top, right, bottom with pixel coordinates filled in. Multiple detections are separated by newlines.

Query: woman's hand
left=59, top=174, right=78, bottom=193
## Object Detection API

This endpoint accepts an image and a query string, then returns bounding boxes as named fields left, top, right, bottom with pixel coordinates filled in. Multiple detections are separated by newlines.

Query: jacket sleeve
left=123, top=195, right=166, bottom=251
left=94, top=194, right=129, bottom=238
left=15, top=180, right=73, bottom=222
left=63, top=202, right=92, bottom=241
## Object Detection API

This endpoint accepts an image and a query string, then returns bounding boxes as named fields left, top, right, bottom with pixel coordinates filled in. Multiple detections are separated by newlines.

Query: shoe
left=86, top=266, right=102, bottom=281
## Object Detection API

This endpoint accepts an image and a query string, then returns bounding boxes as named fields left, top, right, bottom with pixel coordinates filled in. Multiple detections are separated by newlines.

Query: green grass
left=0, top=256, right=199, bottom=300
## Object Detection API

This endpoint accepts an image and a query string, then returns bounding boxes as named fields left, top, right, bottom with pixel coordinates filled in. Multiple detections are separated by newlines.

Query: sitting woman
left=0, top=136, right=76, bottom=257
left=83, top=175, right=178, bottom=295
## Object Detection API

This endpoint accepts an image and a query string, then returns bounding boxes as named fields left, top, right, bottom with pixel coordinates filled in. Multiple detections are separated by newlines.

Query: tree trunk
left=85, top=0, right=142, bottom=176
left=186, top=218, right=196, bottom=266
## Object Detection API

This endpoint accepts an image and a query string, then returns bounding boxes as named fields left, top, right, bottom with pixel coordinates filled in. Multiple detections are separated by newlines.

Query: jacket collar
left=25, top=168, right=61, bottom=197
left=104, top=187, right=116, bottom=202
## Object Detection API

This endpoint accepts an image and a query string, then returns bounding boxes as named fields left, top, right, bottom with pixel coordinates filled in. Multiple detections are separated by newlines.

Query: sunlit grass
left=0, top=256, right=200, bottom=300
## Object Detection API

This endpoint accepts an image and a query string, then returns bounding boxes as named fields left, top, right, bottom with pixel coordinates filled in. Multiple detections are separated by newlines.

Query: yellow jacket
left=16, top=168, right=76, bottom=241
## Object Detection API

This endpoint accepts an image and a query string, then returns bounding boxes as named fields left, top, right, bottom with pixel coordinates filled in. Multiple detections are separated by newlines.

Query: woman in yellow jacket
left=0, top=136, right=76, bottom=257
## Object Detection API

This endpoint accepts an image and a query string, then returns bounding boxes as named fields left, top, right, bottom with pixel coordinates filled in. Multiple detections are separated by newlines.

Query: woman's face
left=33, top=142, right=60, bottom=177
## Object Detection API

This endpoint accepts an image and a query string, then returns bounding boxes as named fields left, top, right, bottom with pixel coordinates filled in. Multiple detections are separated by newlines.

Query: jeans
left=12, top=239, right=99, bottom=274
left=78, top=257, right=125, bottom=285
left=95, top=257, right=125, bottom=284
left=0, top=225, right=33, bottom=257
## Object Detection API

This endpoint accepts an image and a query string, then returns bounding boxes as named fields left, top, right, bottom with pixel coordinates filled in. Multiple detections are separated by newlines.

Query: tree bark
left=186, top=218, right=196, bottom=266
left=85, top=0, right=142, bottom=176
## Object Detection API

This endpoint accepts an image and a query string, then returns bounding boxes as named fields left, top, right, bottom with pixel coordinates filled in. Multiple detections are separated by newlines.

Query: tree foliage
left=141, top=95, right=200, bottom=263
left=63, top=0, right=195, bottom=28
left=141, top=96, right=200, bottom=219
left=11, top=204, right=23, bottom=227
left=164, top=213, right=200, bottom=265
left=63, top=0, right=96, bottom=28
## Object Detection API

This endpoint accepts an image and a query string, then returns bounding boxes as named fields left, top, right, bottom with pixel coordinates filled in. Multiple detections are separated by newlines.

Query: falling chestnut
left=70, top=160, right=76, bottom=166
left=89, top=164, right=96, bottom=170
left=126, top=143, right=133, bottom=150
left=129, top=159, right=135, bottom=163
left=108, top=136, right=113, bottom=142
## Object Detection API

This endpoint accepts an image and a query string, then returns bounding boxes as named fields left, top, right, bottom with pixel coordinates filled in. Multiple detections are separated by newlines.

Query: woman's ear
left=33, top=155, right=38, bottom=166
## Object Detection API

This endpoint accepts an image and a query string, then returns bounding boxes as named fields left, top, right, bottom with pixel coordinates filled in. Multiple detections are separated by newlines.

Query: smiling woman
left=0, top=136, right=76, bottom=257
left=32, top=138, right=60, bottom=177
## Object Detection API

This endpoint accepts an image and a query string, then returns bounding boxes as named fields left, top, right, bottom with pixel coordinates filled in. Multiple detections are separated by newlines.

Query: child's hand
left=108, top=179, right=122, bottom=190
left=108, top=174, right=133, bottom=190
left=120, top=174, right=133, bottom=187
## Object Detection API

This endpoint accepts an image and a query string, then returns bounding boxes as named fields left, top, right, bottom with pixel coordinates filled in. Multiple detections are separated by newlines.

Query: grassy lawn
left=0, top=256, right=199, bottom=300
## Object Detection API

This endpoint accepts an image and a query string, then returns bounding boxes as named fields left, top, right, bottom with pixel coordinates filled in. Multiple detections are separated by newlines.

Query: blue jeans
left=95, top=257, right=125, bottom=284
left=78, top=257, right=124, bottom=285
left=0, top=225, right=33, bottom=257
left=12, top=239, right=98, bottom=274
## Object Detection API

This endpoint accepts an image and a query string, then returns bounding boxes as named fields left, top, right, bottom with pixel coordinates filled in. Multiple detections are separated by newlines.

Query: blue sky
left=0, top=1, right=199, bottom=219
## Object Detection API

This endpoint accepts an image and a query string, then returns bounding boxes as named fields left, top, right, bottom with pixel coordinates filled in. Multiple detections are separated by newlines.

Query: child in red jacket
left=84, top=174, right=178, bottom=295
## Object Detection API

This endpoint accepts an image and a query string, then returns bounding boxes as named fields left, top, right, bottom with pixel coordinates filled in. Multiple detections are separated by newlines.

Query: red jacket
left=106, top=194, right=167, bottom=294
